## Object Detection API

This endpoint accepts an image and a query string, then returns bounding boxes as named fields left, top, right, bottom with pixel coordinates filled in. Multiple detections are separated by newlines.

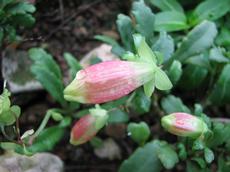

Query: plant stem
left=33, top=110, right=52, bottom=138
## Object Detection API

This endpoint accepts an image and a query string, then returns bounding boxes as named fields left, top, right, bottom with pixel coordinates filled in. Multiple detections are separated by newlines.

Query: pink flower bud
left=64, top=60, right=154, bottom=104
left=70, top=108, right=108, bottom=145
left=161, top=112, right=208, bottom=138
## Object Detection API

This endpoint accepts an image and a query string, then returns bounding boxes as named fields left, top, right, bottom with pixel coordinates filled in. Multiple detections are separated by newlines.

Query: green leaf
left=178, top=143, right=187, bottom=160
left=0, top=142, right=32, bottom=156
left=209, top=64, right=230, bottom=105
left=179, top=64, right=208, bottom=90
left=94, top=35, right=119, bottom=47
left=0, top=0, right=15, bottom=9
left=186, top=160, right=210, bottom=172
left=167, top=60, right=182, bottom=85
left=152, top=31, right=174, bottom=62
left=29, top=48, right=62, bottom=79
left=127, top=122, right=151, bottom=145
left=216, top=27, right=230, bottom=46
left=101, top=96, right=129, bottom=110
left=185, top=53, right=211, bottom=69
left=108, top=109, right=129, bottom=123
left=10, top=13, right=35, bottom=27
left=193, top=139, right=205, bottom=150
left=64, top=52, right=82, bottom=80
left=116, top=14, right=134, bottom=50
left=209, top=47, right=229, bottom=63
left=119, top=140, right=162, bottom=172
left=29, top=48, right=65, bottom=106
left=90, top=136, right=103, bottom=148
left=149, top=0, right=184, bottom=12
left=157, top=142, right=179, bottom=169
left=144, top=79, right=155, bottom=98
left=28, top=126, right=65, bottom=153
left=131, top=89, right=151, bottom=115
left=206, top=122, right=230, bottom=148
left=155, top=11, right=188, bottom=32
left=0, top=110, right=16, bottom=125
left=191, top=0, right=230, bottom=25
left=218, top=155, right=230, bottom=172
left=10, top=105, right=21, bottom=118
left=133, top=34, right=157, bottom=64
left=173, top=20, right=217, bottom=62
left=5, top=2, right=36, bottom=14
left=155, top=68, right=172, bottom=90
left=192, top=157, right=207, bottom=169
left=161, top=95, right=191, bottom=114
left=132, top=1, right=155, bottom=40
left=0, top=89, right=11, bottom=113
left=204, top=148, right=214, bottom=163
left=51, top=111, right=63, bottom=121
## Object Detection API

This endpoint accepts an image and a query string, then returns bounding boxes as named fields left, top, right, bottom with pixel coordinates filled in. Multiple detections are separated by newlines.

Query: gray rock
left=94, top=138, right=121, bottom=160
left=2, top=48, right=43, bottom=93
left=80, top=44, right=119, bottom=68
left=0, top=152, right=64, bottom=172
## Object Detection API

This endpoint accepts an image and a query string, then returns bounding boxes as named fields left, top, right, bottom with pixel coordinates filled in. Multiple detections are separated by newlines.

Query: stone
left=80, top=44, right=119, bottom=68
left=0, top=152, right=64, bottom=172
left=2, top=48, right=43, bottom=93
left=94, top=138, right=121, bottom=160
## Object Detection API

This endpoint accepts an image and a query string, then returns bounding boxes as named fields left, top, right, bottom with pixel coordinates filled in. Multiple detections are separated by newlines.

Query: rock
left=0, top=152, right=64, bottom=172
left=94, top=138, right=121, bottom=160
left=2, top=48, right=43, bottom=93
left=80, top=44, right=119, bottom=68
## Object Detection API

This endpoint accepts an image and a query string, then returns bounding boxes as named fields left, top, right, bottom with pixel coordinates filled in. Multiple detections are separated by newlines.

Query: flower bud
left=70, top=107, right=108, bottom=145
left=161, top=112, right=208, bottom=138
left=64, top=60, right=154, bottom=104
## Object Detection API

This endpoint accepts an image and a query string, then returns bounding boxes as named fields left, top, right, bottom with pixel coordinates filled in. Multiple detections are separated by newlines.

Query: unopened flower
left=64, top=60, right=155, bottom=104
left=161, top=112, right=208, bottom=138
left=70, top=107, right=108, bottom=145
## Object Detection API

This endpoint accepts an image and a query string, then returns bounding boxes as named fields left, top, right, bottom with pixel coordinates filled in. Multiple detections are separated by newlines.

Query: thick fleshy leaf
left=173, top=20, right=217, bottom=62
left=131, top=89, right=151, bottom=115
left=155, top=68, right=172, bottom=90
left=119, top=140, right=162, bottom=172
left=157, top=142, right=179, bottom=169
left=133, top=34, right=157, bottom=64
left=161, top=95, right=191, bottom=114
left=64, top=52, right=82, bottom=80
left=209, top=47, right=229, bottom=63
left=108, top=109, right=129, bottom=123
left=179, top=64, right=208, bottom=90
left=155, top=11, right=188, bottom=32
left=209, top=64, right=230, bottom=105
left=116, top=14, right=134, bottom=51
left=29, top=48, right=65, bottom=106
left=167, top=60, right=182, bottom=85
left=132, top=1, right=155, bottom=40
left=204, top=148, right=214, bottom=164
left=144, top=79, right=155, bottom=98
left=127, top=122, right=150, bottom=145
left=152, top=31, right=174, bottom=62
left=191, top=0, right=230, bottom=25
left=149, top=0, right=184, bottom=12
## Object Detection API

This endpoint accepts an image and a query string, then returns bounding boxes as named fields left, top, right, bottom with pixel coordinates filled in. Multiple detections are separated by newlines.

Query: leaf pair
left=131, top=34, right=173, bottom=97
